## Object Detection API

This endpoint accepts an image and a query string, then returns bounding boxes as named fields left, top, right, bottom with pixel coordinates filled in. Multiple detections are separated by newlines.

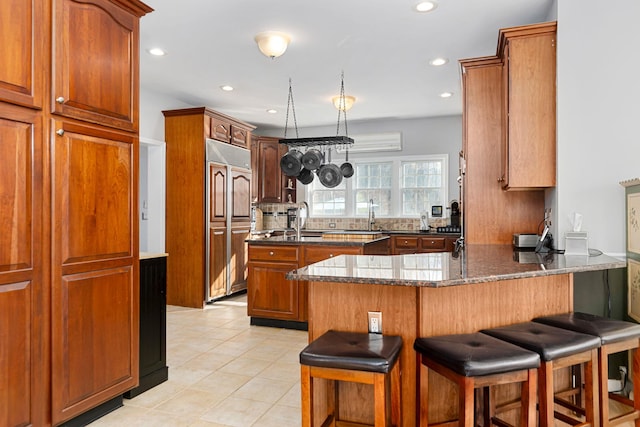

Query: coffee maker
left=287, top=207, right=297, bottom=229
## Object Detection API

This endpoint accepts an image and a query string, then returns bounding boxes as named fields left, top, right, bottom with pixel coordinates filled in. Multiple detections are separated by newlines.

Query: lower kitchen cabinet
left=390, top=234, right=457, bottom=254
left=124, top=254, right=168, bottom=399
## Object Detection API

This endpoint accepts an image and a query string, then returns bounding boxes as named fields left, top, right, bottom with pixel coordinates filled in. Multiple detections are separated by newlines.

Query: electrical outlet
left=368, top=311, right=382, bottom=334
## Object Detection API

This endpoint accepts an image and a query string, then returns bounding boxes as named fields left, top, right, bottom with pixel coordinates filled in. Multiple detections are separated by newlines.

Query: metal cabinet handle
left=56, top=96, right=65, bottom=104
left=56, top=129, right=64, bottom=136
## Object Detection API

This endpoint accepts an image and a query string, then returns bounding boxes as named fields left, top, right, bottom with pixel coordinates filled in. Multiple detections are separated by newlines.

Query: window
left=306, top=154, right=448, bottom=217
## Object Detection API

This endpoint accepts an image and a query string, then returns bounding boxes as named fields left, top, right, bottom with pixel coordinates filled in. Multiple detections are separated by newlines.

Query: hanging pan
left=302, top=148, right=323, bottom=171
left=340, top=147, right=354, bottom=178
left=297, top=167, right=314, bottom=185
left=317, top=148, right=343, bottom=188
left=280, top=149, right=303, bottom=176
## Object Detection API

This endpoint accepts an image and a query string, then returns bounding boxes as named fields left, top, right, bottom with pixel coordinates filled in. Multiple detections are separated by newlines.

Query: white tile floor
left=89, top=293, right=307, bottom=427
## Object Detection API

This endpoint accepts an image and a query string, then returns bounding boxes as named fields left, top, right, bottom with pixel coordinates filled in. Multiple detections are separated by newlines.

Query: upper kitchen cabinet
left=52, top=0, right=151, bottom=131
left=207, top=108, right=253, bottom=148
left=499, top=22, right=557, bottom=190
left=0, top=0, right=46, bottom=108
left=251, top=135, right=295, bottom=203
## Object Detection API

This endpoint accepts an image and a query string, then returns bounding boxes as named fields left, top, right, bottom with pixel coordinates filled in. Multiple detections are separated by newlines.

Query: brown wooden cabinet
left=0, top=0, right=151, bottom=424
left=0, top=0, right=46, bottom=108
left=499, top=22, right=557, bottom=189
left=251, top=135, right=295, bottom=203
left=390, top=235, right=455, bottom=254
left=247, top=240, right=389, bottom=325
left=460, top=22, right=551, bottom=245
left=164, top=108, right=254, bottom=307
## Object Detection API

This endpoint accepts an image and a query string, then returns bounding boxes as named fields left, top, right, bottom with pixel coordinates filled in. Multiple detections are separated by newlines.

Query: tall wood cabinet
left=251, top=135, right=296, bottom=203
left=0, top=0, right=152, bottom=425
left=460, top=22, right=554, bottom=245
left=163, top=108, right=254, bottom=308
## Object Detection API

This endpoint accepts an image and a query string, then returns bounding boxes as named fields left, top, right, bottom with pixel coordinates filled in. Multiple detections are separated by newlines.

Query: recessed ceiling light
left=266, top=109, right=277, bottom=114
left=148, top=47, right=167, bottom=56
left=415, top=1, right=437, bottom=13
left=429, top=57, right=449, bottom=66
left=440, top=92, right=453, bottom=98
left=220, top=85, right=234, bottom=92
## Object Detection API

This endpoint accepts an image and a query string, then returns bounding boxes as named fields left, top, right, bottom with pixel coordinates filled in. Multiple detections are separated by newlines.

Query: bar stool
left=414, top=332, right=540, bottom=427
left=481, top=321, right=601, bottom=427
left=534, top=312, right=640, bottom=426
left=299, top=330, right=403, bottom=427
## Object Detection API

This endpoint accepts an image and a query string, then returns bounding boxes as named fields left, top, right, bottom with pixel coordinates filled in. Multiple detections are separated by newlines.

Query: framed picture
left=628, top=258, right=640, bottom=322
left=628, top=192, right=640, bottom=255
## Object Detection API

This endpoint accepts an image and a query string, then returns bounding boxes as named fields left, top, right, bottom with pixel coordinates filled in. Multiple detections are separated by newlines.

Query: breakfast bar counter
left=288, top=245, right=626, bottom=426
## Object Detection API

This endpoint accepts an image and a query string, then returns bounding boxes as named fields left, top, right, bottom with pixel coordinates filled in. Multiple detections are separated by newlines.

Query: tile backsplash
left=257, top=202, right=449, bottom=231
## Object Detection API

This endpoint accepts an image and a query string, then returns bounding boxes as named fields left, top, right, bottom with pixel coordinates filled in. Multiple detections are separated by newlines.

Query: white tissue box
left=565, top=232, right=588, bottom=255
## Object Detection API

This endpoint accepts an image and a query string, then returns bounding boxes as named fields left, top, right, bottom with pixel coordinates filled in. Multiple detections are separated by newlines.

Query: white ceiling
left=139, top=0, right=554, bottom=131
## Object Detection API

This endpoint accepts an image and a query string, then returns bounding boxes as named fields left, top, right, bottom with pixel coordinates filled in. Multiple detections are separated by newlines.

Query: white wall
left=555, top=0, right=640, bottom=256
left=138, top=88, right=192, bottom=252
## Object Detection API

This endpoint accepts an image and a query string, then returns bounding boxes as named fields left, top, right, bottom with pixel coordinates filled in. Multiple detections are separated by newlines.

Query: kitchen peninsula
left=247, top=233, right=390, bottom=328
left=288, top=245, right=626, bottom=426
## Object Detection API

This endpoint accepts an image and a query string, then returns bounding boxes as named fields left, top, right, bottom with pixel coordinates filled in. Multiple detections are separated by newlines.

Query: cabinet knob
left=329, top=254, right=333, bottom=258
left=56, top=96, right=65, bottom=104
left=498, top=176, right=505, bottom=183
left=404, top=240, right=408, bottom=244
left=269, top=251, right=274, bottom=256
left=56, top=129, right=64, bottom=136
left=430, top=241, right=435, bottom=244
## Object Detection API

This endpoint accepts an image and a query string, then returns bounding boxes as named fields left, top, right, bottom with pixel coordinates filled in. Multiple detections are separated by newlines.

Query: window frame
left=304, top=153, right=448, bottom=218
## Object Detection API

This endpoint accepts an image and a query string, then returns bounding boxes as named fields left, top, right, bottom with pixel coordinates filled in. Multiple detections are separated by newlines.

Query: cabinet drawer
left=304, top=246, right=361, bottom=265
left=420, top=237, right=445, bottom=250
left=249, top=245, right=298, bottom=262
left=394, top=237, right=419, bottom=249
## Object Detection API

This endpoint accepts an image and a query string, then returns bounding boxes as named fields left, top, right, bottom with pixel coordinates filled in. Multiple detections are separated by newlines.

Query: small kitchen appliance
left=513, top=233, right=539, bottom=249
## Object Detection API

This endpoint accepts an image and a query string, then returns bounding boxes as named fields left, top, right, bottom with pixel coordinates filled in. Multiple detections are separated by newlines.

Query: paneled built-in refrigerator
left=206, top=139, right=252, bottom=301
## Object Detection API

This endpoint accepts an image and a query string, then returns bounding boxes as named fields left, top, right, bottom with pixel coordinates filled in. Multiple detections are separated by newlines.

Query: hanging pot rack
left=279, top=72, right=354, bottom=149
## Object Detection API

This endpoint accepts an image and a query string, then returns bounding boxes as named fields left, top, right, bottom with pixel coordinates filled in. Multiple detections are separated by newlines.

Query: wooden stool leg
left=584, top=349, right=599, bottom=427
left=521, top=368, right=537, bottom=427
left=539, top=361, right=555, bottom=427
left=374, top=372, right=387, bottom=426
left=599, top=346, right=610, bottom=427
left=301, top=365, right=312, bottom=427
left=459, top=376, right=475, bottom=427
left=391, top=361, right=402, bottom=427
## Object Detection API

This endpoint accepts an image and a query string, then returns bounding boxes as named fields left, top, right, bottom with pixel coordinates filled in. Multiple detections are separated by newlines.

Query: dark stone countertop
left=286, top=244, right=626, bottom=287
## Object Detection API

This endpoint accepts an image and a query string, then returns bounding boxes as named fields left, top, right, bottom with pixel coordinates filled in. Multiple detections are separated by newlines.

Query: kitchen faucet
left=368, top=199, right=376, bottom=231
left=294, top=201, right=309, bottom=240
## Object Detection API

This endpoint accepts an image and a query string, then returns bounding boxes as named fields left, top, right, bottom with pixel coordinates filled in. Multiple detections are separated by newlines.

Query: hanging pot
left=317, top=148, right=343, bottom=188
left=340, top=147, right=354, bottom=178
left=280, top=149, right=303, bottom=176
left=297, top=167, right=314, bottom=185
left=302, top=148, right=323, bottom=171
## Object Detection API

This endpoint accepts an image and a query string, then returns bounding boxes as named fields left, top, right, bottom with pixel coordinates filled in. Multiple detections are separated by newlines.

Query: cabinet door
left=210, top=117, right=231, bottom=143
left=208, top=226, right=227, bottom=300
left=504, top=31, right=556, bottom=189
left=230, top=225, right=250, bottom=294
left=51, top=119, right=138, bottom=424
left=248, top=261, right=299, bottom=320
left=231, top=167, right=251, bottom=220
left=230, top=125, right=249, bottom=148
left=52, top=0, right=140, bottom=131
left=209, top=163, right=227, bottom=223
left=258, top=138, right=283, bottom=203
left=250, top=136, right=258, bottom=202
left=0, top=0, right=46, bottom=108
left=0, top=105, right=46, bottom=427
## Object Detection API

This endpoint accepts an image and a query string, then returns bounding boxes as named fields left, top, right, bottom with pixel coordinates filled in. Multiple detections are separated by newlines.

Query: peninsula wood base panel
left=306, top=273, right=573, bottom=427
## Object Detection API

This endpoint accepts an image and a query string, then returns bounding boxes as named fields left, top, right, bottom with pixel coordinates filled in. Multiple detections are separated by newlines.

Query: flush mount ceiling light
left=415, top=1, right=437, bottom=12
left=254, top=31, right=291, bottom=59
left=332, top=95, right=356, bottom=111
left=147, top=47, right=167, bottom=56
left=429, top=57, right=449, bottom=66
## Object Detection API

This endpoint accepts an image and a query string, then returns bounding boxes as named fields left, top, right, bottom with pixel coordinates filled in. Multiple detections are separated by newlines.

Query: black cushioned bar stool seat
left=482, top=322, right=601, bottom=427
left=534, top=312, right=640, bottom=426
left=300, top=330, right=403, bottom=426
left=414, top=332, right=540, bottom=427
